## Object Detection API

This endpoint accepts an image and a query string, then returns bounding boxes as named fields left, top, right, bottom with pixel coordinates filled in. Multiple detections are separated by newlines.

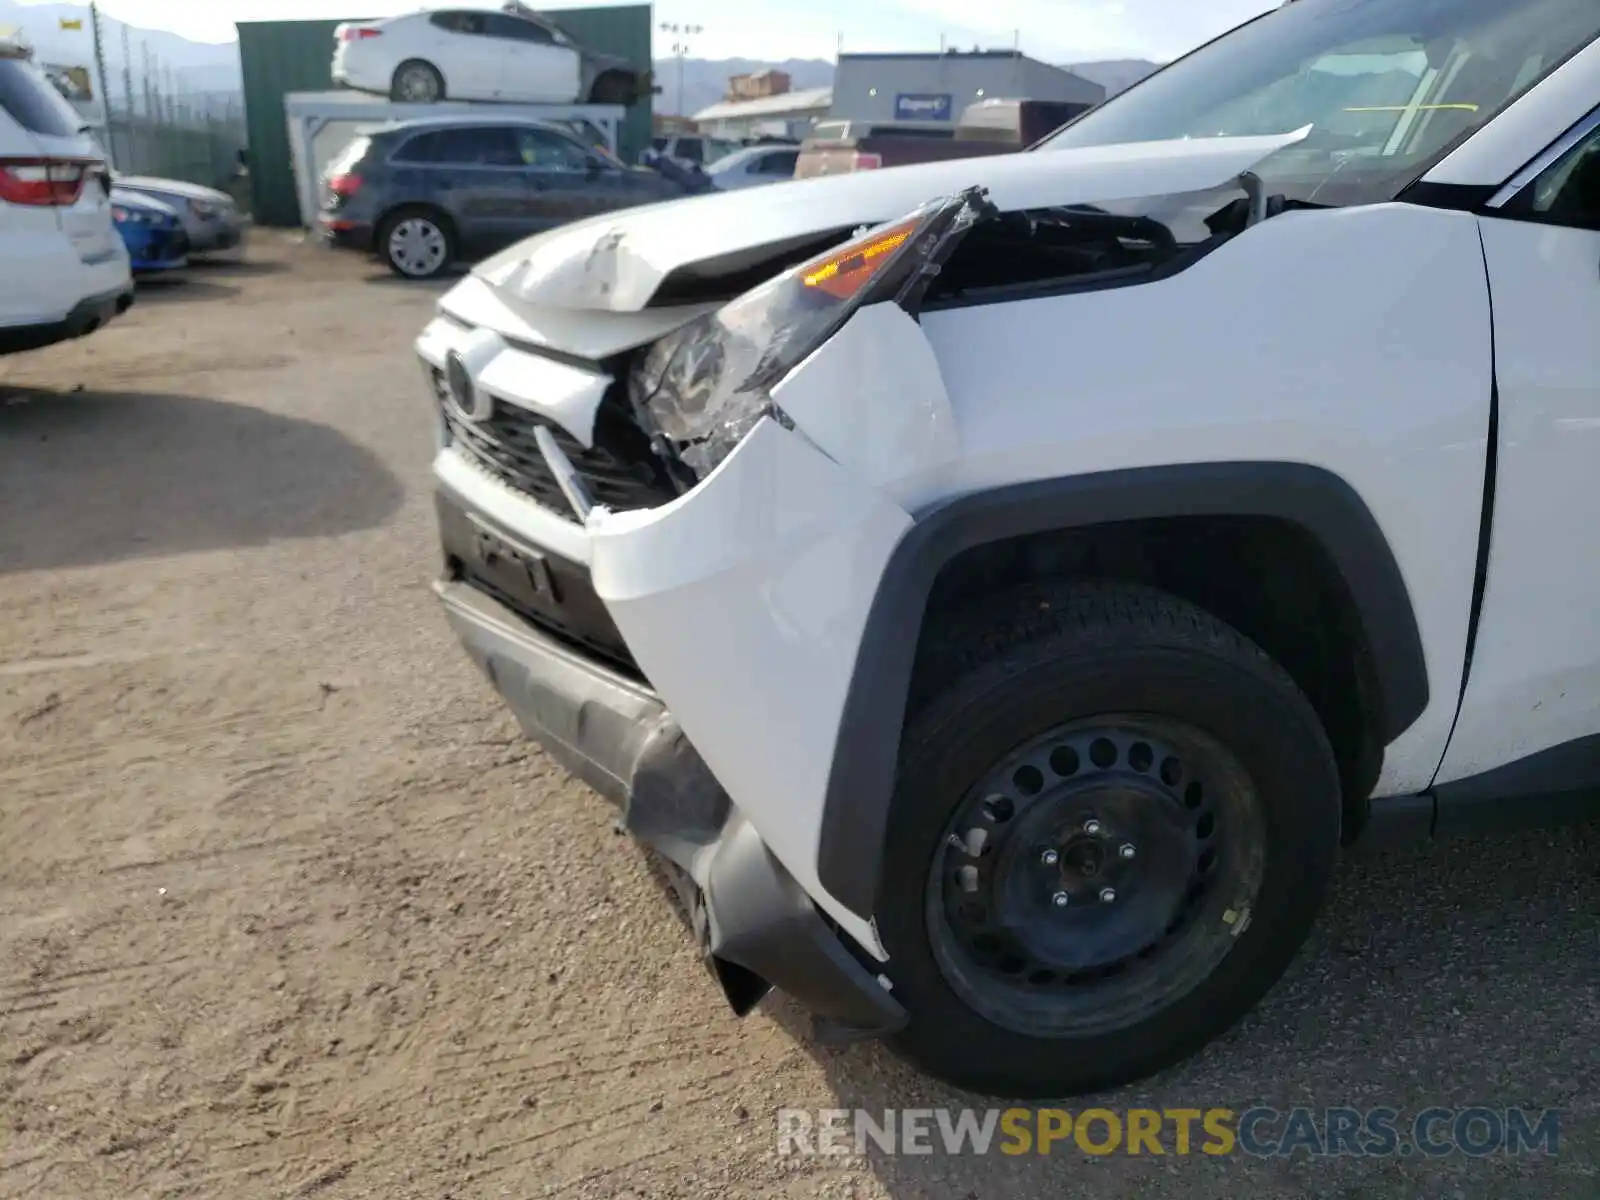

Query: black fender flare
left=815, top=461, right=1430, bottom=921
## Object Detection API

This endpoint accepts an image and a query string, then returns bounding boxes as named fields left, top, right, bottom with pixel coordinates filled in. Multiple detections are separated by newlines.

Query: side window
left=436, top=127, right=521, bottom=167
left=490, top=15, right=555, bottom=44
left=392, top=131, right=440, bottom=163
left=511, top=127, right=590, bottom=170
left=1513, top=121, right=1600, bottom=230
left=759, top=150, right=798, bottom=176
left=677, top=138, right=705, bottom=164
left=435, top=11, right=488, bottom=35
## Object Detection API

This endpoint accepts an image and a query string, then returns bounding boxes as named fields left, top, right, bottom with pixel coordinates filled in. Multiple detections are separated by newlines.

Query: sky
left=17, top=0, right=1281, bottom=63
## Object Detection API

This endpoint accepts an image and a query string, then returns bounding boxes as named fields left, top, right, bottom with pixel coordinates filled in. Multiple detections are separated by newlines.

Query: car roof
left=357, top=114, right=580, bottom=137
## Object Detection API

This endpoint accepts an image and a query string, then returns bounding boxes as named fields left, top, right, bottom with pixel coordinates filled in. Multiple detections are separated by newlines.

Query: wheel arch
left=816, top=461, right=1429, bottom=921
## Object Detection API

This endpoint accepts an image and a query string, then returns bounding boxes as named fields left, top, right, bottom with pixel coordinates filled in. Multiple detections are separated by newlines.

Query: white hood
left=474, top=130, right=1310, bottom=313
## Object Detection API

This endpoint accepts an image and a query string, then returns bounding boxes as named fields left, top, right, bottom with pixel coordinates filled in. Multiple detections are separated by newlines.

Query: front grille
left=431, top=367, right=675, bottom=520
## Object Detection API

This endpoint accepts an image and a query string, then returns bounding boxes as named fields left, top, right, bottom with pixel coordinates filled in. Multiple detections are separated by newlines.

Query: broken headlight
left=628, top=186, right=995, bottom=482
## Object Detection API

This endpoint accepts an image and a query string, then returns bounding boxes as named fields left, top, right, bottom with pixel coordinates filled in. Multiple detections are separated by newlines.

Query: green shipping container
left=238, top=6, right=654, bottom=227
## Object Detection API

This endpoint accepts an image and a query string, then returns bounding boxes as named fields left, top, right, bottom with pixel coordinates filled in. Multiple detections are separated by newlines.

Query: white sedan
left=706, top=144, right=801, bottom=190
left=332, top=4, right=650, bottom=106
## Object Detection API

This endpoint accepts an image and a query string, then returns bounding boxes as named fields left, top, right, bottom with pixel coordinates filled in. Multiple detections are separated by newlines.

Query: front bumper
left=435, top=568, right=906, bottom=1038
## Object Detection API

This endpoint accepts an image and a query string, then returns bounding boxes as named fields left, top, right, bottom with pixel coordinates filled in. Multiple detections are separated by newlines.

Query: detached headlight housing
left=628, top=185, right=994, bottom=482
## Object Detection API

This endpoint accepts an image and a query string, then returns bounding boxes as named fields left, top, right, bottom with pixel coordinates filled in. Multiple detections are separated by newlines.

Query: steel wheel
left=926, top=713, right=1268, bottom=1038
left=386, top=217, right=448, bottom=278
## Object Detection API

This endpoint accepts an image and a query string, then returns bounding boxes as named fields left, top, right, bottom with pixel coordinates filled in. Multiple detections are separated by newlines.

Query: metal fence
left=94, top=103, right=248, bottom=196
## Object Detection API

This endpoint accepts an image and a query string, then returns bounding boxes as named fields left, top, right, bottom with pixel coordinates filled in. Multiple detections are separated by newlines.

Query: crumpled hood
left=473, top=129, right=1309, bottom=313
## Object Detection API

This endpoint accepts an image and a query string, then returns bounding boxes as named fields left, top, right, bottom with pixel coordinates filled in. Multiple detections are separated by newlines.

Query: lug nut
left=1040, top=849, right=1060, bottom=867
left=1099, top=887, right=1117, bottom=904
left=1119, top=843, right=1136, bottom=860
left=1052, top=891, right=1071, bottom=908
left=1083, top=819, right=1103, bottom=836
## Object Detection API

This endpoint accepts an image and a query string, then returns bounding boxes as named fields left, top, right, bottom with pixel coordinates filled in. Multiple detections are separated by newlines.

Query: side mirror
left=584, top=154, right=604, bottom=176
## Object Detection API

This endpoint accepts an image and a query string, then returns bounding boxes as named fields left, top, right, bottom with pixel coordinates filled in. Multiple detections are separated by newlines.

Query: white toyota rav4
left=418, top=0, right=1600, bottom=1097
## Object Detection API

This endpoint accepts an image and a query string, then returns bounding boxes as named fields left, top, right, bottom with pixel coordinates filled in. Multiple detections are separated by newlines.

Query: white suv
left=419, top=0, right=1600, bottom=1098
left=0, top=37, right=131, bottom=357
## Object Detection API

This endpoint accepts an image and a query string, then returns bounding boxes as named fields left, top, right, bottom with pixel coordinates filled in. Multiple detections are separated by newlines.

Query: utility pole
left=88, top=3, right=116, bottom=167
left=659, top=21, right=703, bottom=117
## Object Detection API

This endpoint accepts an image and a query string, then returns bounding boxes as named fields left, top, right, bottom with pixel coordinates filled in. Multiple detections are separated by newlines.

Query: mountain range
left=654, top=57, right=1161, bottom=118
left=1, top=0, right=1159, bottom=118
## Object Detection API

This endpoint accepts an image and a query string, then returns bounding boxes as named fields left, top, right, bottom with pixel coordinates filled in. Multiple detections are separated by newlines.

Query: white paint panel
left=769, top=301, right=960, bottom=507
left=588, top=418, right=913, bottom=955
left=1436, top=216, right=1600, bottom=782
left=919, top=203, right=1494, bottom=796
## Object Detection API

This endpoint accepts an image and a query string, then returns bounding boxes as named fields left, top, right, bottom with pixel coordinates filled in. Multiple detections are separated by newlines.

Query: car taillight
left=0, top=158, right=90, bottom=206
left=338, top=26, right=382, bottom=41
left=852, top=152, right=883, bottom=171
left=327, top=174, right=362, bottom=197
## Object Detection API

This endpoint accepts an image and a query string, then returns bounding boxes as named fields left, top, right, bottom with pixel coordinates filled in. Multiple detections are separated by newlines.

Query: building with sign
left=830, top=50, right=1103, bottom=126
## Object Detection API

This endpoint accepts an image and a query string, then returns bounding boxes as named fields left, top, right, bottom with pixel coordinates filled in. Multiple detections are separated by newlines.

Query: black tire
left=376, top=206, right=456, bottom=280
left=878, top=581, right=1340, bottom=1098
left=588, top=71, right=633, bottom=105
left=390, top=59, right=444, bottom=102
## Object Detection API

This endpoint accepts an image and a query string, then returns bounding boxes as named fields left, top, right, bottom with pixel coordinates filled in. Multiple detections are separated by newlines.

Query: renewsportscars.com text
left=777, top=1106, right=1561, bottom=1159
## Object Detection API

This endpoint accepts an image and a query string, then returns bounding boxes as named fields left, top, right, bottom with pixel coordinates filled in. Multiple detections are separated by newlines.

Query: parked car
left=110, top=174, right=245, bottom=256
left=706, top=143, right=800, bottom=190
left=110, top=187, right=189, bottom=272
left=416, top=0, right=1600, bottom=1100
left=793, top=119, right=999, bottom=179
left=331, top=3, right=650, bottom=105
left=0, top=33, right=132, bottom=356
left=317, top=116, right=695, bottom=279
left=639, top=133, right=738, bottom=170
left=954, top=97, right=1097, bottom=147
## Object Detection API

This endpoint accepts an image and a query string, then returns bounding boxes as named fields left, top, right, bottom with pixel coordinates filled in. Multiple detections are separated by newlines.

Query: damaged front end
left=622, top=188, right=997, bottom=486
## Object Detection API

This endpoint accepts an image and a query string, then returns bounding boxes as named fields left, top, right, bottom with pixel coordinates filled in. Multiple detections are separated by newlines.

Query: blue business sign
left=894, top=92, right=954, bottom=121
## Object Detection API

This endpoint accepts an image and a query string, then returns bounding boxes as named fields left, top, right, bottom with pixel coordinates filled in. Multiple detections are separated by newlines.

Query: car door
left=426, top=10, right=499, bottom=101
left=482, top=13, right=581, bottom=103
left=506, top=125, right=606, bottom=231
left=428, top=125, right=528, bottom=252
left=1433, top=107, right=1600, bottom=787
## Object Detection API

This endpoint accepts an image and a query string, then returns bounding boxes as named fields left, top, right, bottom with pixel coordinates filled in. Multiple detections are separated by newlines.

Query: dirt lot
left=0, top=237, right=1595, bottom=1200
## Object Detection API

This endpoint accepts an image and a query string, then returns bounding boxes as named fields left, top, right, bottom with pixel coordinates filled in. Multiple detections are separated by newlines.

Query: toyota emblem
left=444, top=351, right=493, bottom=422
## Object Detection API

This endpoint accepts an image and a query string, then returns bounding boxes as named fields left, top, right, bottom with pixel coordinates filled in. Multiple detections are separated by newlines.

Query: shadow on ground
left=362, top=267, right=466, bottom=290
left=749, top=821, right=1600, bottom=1199
left=0, top=388, right=405, bottom=572
left=185, top=256, right=288, bottom=277
left=130, top=277, right=241, bottom=304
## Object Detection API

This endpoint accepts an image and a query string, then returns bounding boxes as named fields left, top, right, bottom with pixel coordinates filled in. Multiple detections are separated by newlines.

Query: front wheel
left=878, top=582, right=1341, bottom=1098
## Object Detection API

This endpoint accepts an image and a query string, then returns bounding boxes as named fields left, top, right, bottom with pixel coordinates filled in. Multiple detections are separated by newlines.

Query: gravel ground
left=1, top=237, right=1595, bottom=1200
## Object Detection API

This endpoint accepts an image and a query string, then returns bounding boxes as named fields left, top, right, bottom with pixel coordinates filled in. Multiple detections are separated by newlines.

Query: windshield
left=1041, top=0, right=1600, bottom=206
